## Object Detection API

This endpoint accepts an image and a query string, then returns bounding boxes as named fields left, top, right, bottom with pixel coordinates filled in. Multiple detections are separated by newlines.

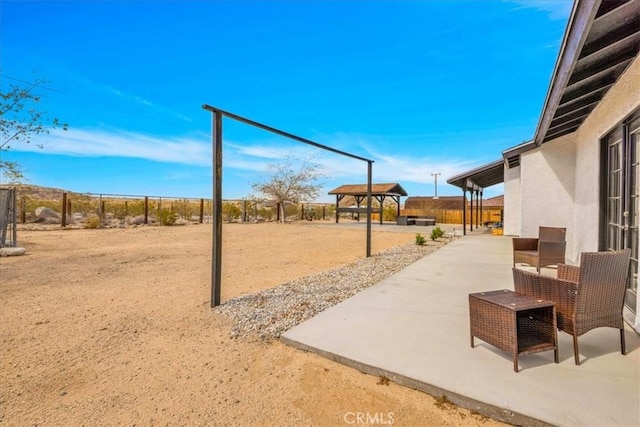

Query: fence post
left=144, top=196, right=149, bottom=224
left=199, top=199, right=204, bottom=223
left=99, top=195, right=103, bottom=228
left=11, top=188, right=17, bottom=246
left=62, top=192, right=67, bottom=228
left=20, top=197, right=26, bottom=224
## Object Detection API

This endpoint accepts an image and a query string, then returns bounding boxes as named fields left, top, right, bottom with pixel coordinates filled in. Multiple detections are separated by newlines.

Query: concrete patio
left=281, top=230, right=640, bottom=426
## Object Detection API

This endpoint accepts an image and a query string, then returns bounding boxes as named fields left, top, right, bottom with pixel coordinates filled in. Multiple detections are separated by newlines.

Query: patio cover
left=446, top=159, right=504, bottom=234
left=328, top=183, right=408, bottom=224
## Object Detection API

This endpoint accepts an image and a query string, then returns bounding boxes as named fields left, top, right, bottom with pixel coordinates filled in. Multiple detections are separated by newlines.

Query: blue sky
left=1, top=0, right=572, bottom=201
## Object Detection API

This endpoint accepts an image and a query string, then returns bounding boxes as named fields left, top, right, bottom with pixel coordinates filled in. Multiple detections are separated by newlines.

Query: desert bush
left=68, top=194, right=97, bottom=216
left=171, top=199, right=200, bottom=219
left=158, top=209, right=177, bottom=226
left=107, top=201, right=129, bottom=220
left=430, top=226, right=444, bottom=241
left=85, top=214, right=101, bottom=229
left=283, top=203, right=298, bottom=218
left=256, top=206, right=274, bottom=221
left=415, top=233, right=426, bottom=246
left=222, top=202, right=242, bottom=222
left=382, top=206, right=397, bottom=222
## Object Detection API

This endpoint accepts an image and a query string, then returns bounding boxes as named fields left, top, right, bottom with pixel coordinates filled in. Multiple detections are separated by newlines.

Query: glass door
left=603, top=109, right=639, bottom=332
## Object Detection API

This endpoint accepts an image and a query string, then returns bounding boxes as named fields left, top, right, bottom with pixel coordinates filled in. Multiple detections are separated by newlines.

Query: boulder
left=0, top=247, right=26, bottom=257
left=35, top=206, right=60, bottom=219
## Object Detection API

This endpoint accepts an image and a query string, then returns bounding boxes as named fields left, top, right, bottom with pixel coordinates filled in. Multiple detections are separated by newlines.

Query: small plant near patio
left=434, top=394, right=455, bottom=410
left=415, top=233, right=426, bottom=246
left=430, top=226, right=444, bottom=241
left=377, top=375, right=390, bottom=386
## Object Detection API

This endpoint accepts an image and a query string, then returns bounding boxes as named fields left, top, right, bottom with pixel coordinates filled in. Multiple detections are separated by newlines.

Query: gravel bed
left=215, top=239, right=451, bottom=339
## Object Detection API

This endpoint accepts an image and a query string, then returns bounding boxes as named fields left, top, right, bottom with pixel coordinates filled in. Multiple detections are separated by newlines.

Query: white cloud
left=23, top=128, right=213, bottom=167
left=18, top=127, right=501, bottom=195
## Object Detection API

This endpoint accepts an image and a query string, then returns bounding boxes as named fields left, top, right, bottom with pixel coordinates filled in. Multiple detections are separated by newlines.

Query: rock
left=0, top=247, right=26, bottom=257
left=35, top=207, right=60, bottom=219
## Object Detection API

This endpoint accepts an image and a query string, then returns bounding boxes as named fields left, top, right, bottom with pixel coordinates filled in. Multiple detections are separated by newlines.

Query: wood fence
left=400, top=208, right=503, bottom=225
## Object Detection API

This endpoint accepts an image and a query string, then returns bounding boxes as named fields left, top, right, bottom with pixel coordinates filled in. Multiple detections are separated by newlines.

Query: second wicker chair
left=513, top=249, right=631, bottom=365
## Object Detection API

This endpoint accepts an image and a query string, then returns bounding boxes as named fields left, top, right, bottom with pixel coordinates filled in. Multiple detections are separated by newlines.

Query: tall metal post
left=462, top=187, right=467, bottom=236
left=470, top=189, right=474, bottom=232
left=479, top=190, right=483, bottom=227
left=211, top=111, right=223, bottom=307
left=366, top=161, right=372, bottom=257
left=202, top=104, right=376, bottom=302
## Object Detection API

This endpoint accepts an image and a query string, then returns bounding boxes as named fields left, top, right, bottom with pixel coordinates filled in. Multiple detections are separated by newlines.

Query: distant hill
left=0, top=184, right=68, bottom=200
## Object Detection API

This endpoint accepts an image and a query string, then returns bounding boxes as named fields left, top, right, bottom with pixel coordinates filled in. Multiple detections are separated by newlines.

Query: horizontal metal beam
left=202, top=104, right=373, bottom=163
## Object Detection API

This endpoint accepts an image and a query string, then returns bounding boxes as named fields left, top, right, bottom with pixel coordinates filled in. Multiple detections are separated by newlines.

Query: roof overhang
left=446, top=159, right=504, bottom=191
left=503, top=0, right=640, bottom=166
left=502, top=140, right=536, bottom=168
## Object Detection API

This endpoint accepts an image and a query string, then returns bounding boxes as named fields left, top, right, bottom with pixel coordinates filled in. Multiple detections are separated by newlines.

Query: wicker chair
left=513, top=249, right=631, bottom=365
left=513, top=226, right=566, bottom=272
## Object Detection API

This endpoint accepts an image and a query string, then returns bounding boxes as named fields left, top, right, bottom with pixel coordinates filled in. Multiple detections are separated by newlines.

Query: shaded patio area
left=281, top=232, right=639, bottom=426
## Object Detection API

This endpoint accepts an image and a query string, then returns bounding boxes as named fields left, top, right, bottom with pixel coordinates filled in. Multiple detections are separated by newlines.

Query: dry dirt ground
left=0, top=221, right=504, bottom=426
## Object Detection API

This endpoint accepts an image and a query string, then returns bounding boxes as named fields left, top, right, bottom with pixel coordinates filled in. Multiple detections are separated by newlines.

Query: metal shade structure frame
left=202, top=104, right=375, bottom=307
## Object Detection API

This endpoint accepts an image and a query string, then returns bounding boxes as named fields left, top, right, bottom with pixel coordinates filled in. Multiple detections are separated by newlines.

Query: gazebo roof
left=328, top=183, right=408, bottom=197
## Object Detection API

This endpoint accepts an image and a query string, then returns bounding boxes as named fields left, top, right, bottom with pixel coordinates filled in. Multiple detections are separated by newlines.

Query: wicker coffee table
left=469, top=289, right=558, bottom=372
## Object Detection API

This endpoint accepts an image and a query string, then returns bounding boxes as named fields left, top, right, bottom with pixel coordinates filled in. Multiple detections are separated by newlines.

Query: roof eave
left=532, top=0, right=601, bottom=147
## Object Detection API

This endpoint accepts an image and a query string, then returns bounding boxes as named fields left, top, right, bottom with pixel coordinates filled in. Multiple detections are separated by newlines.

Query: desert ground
left=0, top=221, right=504, bottom=426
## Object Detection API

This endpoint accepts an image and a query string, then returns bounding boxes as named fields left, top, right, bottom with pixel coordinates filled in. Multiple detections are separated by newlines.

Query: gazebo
left=328, top=183, right=408, bottom=224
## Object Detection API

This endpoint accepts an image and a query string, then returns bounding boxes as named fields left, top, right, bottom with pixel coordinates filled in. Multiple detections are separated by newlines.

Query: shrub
left=158, top=209, right=177, bottom=226
left=382, top=206, right=397, bottom=222
left=85, top=214, right=101, bottom=229
left=415, top=233, right=426, bottom=246
left=430, top=226, right=444, bottom=241
left=222, top=202, right=242, bottom=222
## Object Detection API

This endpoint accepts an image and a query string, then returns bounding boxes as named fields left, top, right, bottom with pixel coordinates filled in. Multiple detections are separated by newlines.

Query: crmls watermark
left=343, top=411, right=395, bottom=425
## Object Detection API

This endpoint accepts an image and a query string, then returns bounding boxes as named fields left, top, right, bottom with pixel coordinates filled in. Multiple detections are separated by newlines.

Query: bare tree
left=252, top=155, right=323, bottom=223
left=1, top=77, right=68, bottom=183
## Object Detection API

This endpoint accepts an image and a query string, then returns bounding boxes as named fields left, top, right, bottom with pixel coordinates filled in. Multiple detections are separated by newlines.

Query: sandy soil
left=0, top=221, right=504, bottom=426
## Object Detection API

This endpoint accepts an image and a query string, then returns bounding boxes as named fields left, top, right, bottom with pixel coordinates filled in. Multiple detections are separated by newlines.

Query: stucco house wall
left=518, top=133, right=577, bottom=260
left=513, top=56, right=640, bottom=264
left=503, top=165, right=521, bottom=236
left=572, top=55, right=640, bottom=257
